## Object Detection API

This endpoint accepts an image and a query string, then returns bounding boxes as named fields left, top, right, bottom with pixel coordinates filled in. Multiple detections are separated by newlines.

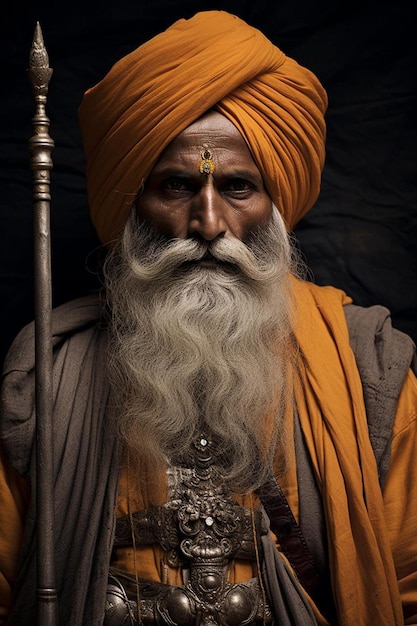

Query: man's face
left=136, top=111, right=273, bottom=246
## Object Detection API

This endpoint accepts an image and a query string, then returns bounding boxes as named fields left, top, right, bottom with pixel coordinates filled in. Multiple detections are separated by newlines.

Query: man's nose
left=188, top=186, right=227, bottom=241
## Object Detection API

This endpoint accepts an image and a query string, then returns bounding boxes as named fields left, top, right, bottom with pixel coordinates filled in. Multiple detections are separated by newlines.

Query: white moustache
left=128, top=226, right=283, bottom=285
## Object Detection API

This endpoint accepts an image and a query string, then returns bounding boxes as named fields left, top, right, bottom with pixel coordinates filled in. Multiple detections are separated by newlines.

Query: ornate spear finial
left=28, top=22, right=53, bottom=91
left=27, top=22, right=59, bottom=626
left=27, top=22, right=54, bottom=196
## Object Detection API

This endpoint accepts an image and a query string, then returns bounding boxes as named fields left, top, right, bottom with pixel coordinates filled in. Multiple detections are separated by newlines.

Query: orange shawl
left=291, top=277, right=403, bottom=625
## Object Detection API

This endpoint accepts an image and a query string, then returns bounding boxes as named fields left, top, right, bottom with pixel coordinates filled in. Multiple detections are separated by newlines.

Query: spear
left=27, top=22, right=59, bottom=625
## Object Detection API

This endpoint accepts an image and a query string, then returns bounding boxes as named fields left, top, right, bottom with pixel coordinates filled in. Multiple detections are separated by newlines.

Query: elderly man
left=1, top=10, right=417, bottom=626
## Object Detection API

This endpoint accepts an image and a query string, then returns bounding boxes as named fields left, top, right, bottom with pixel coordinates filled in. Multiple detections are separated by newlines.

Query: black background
left=1, top=0, right=416, bottom=367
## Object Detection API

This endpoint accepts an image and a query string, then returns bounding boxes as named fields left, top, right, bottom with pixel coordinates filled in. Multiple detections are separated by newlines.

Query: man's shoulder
left=344, top=301, right=416, bottom=485
left=344, top=301, right=416, bottom=376
left=2, top=293, right=105, bottom=376
left=0, top=293, right=109, bottom=474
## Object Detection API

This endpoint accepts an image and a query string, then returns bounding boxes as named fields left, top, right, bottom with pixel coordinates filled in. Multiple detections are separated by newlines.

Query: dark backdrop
left=1, top=0, right=416, bottom=367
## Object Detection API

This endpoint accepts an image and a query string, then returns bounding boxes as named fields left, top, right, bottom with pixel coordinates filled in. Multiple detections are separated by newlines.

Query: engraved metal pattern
left=108, top=436, right=273, bottom=624
left=106, top=570, right=272, bottom=625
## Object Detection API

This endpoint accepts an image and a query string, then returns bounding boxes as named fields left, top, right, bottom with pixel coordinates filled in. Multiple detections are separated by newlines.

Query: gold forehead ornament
left=199, top=145, right=215, bottom=175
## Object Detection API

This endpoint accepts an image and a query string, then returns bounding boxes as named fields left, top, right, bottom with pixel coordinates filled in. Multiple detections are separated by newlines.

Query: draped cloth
left=1, top=278, right=413, bottom=624
left=0, top=297, right=119, bottom=625
left=78, top=10, right=327, bottom=245
left=292, top=278, right=405, bottom=625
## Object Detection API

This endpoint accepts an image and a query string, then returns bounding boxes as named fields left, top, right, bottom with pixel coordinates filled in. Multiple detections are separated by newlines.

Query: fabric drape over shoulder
left=78, top=10, right=327, bottom=245
left=0, top=297, right=119, bottom=625
left=290, top=279, right=412, bottom=625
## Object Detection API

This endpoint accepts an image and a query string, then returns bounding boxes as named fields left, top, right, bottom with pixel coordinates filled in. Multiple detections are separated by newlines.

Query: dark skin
left=136, top=111, right=273, bottom=247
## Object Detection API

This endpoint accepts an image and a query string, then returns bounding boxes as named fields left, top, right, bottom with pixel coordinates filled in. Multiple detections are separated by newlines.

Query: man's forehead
left=174, top=111, right=244, bottom=145
left=156, top=115, right=258, bottom=171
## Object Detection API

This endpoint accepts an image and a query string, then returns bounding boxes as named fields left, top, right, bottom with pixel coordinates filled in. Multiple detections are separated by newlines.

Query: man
left=1, top=10, right=416, bottom=626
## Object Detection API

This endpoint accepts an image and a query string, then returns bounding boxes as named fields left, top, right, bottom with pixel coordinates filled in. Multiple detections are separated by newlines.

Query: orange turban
left=78, top=10, right=328, bottom=246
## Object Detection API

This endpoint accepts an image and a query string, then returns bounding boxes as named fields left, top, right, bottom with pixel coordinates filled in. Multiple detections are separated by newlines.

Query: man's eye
left=164, top=178, right=186, bottom=191
left=226, top=179, right=253, bottom=194
left=231, top=181, right=248, bottom=190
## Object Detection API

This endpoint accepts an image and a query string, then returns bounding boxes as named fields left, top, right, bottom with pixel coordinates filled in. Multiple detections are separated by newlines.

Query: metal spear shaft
left=27, top=22, right=59, bottom=625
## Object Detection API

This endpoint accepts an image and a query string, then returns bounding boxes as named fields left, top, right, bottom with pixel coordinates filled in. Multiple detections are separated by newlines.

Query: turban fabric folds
left=78, top=11, right=328, bottom=246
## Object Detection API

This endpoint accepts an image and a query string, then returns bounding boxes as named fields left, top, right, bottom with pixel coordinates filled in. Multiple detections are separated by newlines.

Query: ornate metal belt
left=105, top=435, right=273, bottom=625
left=105, top=569, right=272, bottom=625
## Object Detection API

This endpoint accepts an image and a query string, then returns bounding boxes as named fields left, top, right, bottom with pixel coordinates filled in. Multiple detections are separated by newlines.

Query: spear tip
left=28, top=21, right=53, bottom=95
left=29, top=21, right=49, bottom=70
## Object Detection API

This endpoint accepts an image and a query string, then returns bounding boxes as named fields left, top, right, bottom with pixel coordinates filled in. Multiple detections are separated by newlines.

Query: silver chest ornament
left=105, top=435, right=273, bottom=625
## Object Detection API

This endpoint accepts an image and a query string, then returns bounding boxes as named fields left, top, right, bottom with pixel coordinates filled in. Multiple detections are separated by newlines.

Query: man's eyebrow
left=152, top=163, right=262, bottom=183
left=151, top=165, right=191, bottom=177
left=220, top=168, right=264, bottom=184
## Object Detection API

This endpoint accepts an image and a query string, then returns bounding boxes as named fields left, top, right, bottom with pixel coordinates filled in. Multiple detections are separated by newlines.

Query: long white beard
left=103, top=207, right=299, bottom=493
